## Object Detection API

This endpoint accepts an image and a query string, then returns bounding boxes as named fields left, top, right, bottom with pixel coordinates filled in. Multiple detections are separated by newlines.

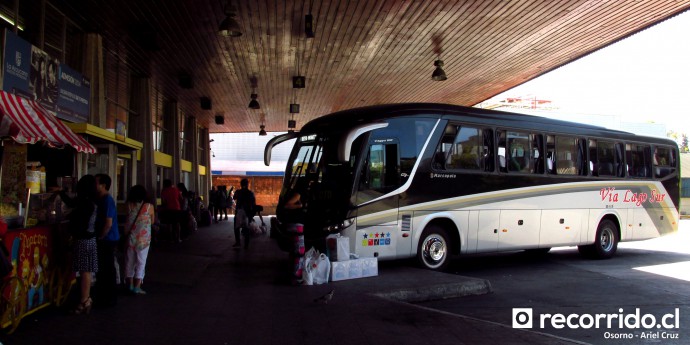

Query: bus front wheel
left=579, top=219, right=619, bottom=259
left=417, top=225, right=450, bottom=271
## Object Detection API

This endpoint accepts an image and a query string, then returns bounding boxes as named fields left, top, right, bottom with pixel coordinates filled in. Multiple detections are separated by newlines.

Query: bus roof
left=301, top=103, right=677, bottom=146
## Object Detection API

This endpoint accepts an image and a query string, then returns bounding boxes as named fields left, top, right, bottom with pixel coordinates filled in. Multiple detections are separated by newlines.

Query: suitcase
left=200, top=209, right=212, bottom=227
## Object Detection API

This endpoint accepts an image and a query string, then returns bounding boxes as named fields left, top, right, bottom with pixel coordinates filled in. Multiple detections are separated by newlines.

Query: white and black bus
left=265, top=103, right=680, bottom=270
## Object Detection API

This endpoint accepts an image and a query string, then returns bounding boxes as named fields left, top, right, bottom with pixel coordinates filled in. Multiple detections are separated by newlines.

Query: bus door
left=355, top=139, right=401, bottom=259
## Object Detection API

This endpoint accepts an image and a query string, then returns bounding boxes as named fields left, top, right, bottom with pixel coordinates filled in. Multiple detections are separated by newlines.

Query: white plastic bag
left=326, top=234, right=350, bottom=261
left=301, top=247, right=319, bottom=285
left=248, top=221, right=263, bottom=237
left=312, top=253, right=331, bottom=285
left=302, top=248, right=330, bottom=285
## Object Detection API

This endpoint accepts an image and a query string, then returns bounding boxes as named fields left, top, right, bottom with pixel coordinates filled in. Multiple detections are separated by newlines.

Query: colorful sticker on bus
left=362, top=232, right=391, bottom=247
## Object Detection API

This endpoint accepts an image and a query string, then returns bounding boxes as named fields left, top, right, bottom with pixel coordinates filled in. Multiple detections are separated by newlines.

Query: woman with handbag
left=58, top=174, right=98, bottom=314
left=124, top=185, right=154, bottom=295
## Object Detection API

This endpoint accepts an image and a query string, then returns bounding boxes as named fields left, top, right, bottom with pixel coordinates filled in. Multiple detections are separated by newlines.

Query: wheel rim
left=599, top=227, right=614, bottom=252
left=422, top=234, right=447, bottom=268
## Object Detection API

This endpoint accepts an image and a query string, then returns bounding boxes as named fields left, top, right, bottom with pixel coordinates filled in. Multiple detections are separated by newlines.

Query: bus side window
left=577, top=138, right=588, bottom=176
left=483, top=129, right=494, bottom=172
left=546, top=135, right=556, bottom=174
left=447, top=126, right=482, bottom=170
left=589, top=139, right=598, bottom=176
left=626, top=143, right=652, bottom=178
left=507, top=131, right=530, bottom=173
left=497, top=131, right=507, bottom=173
left=433, top=151, right=447, bottom=170
left=532, top=134, right=544, bottom=174
left=653, top=146, right=676, bottom=178
left=614, top=143, right=625, bottom=177
left=358, top=142, right=400, bottom=202
left=555, top=136, right=579, bottom=175
left=433, top=124, right=456, bottom=170
left=597, top=141, right=616, bottom=177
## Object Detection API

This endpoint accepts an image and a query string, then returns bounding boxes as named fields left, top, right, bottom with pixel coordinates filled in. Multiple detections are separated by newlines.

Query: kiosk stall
left=0, top=91, right=96, bottom=332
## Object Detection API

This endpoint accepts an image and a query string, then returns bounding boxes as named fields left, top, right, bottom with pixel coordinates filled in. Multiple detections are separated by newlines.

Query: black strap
left=129, top=203, right=146, bottom=233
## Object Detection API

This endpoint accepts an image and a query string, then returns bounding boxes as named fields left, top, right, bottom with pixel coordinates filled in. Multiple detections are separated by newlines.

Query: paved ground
left=0, top=217, right=591, bottom=345
left=421, top=221, right=690, bottom=345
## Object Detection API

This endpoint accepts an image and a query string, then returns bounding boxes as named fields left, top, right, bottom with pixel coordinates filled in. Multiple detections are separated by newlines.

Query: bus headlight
left=323, top=218, right=354, bottom=233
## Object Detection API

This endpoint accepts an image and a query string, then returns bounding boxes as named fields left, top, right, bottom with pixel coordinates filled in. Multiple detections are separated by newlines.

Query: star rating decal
left=361, top=230, right=392, bottom=247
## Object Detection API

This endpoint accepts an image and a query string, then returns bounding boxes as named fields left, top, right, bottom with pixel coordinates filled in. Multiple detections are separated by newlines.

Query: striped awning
left=0, top=91, right=96, bottom=153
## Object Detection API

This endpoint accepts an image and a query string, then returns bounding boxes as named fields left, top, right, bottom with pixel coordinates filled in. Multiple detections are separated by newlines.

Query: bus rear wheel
left=417, top=225, right=450, bottom=271
left=579, top=219, right=619, bottom=259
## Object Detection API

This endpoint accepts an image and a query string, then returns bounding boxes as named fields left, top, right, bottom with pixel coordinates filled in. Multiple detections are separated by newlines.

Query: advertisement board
left=2, top=29, right=90, bottom=123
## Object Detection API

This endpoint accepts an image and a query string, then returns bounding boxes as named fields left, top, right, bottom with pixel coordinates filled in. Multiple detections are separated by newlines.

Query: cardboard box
left=330, top=257, right=378, bottom=281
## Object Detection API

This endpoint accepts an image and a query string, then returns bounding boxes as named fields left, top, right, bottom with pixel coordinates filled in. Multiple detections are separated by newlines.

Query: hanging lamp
left=431, top=59, right=447, bottom=81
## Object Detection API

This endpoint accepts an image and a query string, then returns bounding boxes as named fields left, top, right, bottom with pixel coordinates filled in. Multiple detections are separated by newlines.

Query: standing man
left=216, top=186, right=228, bottom=221
left=233, top=178, right=256, bottom=249
left=209, top=186, right=218, bottom=223
left=94, top=173, right=119, bottom=307
left=161, top=179, right=182, bottom=242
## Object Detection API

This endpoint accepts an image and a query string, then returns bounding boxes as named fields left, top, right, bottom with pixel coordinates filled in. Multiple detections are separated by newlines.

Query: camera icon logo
left=512, top=308, right=533, bottom=328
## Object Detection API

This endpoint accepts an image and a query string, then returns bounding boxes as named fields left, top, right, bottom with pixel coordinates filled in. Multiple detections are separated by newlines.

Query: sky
left=488, top=10, right=690, bottom=138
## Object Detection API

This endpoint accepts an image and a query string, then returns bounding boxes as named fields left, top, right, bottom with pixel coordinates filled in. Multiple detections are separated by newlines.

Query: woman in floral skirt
left=123, top=185, right=154, bottom=295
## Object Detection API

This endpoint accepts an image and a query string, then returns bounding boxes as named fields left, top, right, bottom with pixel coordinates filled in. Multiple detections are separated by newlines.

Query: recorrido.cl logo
left=512, top=308, right=533, bottom=328
left=511, top=308, right=679, bottom=330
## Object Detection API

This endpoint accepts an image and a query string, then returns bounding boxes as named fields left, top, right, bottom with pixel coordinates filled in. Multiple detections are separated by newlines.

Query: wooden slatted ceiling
left=52, top=0, right=690, bottom=133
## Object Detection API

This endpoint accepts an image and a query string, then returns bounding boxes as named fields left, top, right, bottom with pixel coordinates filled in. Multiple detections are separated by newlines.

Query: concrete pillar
left=186, top=116, right=199, bottom=193
left=129, top=77, right=156, bottom=197
left=164, top=102, right=181, bottom=184
left=82, top=33, right=106, bottom=127
left=200, top=128, right=211, bottom=204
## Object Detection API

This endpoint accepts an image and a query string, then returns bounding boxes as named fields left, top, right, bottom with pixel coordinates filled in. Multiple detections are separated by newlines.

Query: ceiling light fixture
left=218, top=1, right=242, bottom=37
left=431, top=58, right=447, bottom=81
left=305, top=14, right=315, bottom=38
left=259, top=124, right=267, bottom=136
left=248, top=93, right=260, bottom=109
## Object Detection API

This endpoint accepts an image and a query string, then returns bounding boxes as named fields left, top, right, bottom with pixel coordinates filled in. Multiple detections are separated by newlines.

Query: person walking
left=209, top=186, right=218, bottom=223
left=233, top=179, right=256, bottom=249
left=177, top=183, right=191, bottom=238
left=124, top=185, right=154, bottom=295
left=161, top=179, right=182, bottom=242
left=59, top=175, right=98, bottom=314
left=216, top=186, right=228, bottom=221
left=227, top=186, right=235, bottom=216
left=94, top=173, right=119, bottom=308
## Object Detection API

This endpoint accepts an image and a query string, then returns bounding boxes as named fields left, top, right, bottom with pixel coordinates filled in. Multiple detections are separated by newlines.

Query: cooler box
left=330, top=257, right=378, bottom=281
left=330, top=260, right=349, bottom=281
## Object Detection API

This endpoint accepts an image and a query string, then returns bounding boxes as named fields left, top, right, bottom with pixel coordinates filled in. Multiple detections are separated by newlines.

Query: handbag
left=127, top=203, right=150, bottom=250
left=126, top=203, right=145, bottom=235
